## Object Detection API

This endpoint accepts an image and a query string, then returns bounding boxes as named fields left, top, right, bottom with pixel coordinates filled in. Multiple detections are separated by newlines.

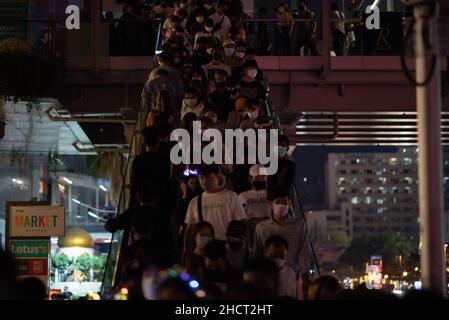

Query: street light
left=63, top=177, right=73, bottom=184
left=99, top=185, right=108, bottom=192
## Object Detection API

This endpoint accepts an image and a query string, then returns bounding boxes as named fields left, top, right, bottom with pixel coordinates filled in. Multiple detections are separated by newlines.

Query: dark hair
left=243, top=256, right=277, bottom=272
left=194, top=221, right=215, bottom=238
left=245, top=47, right=257, bottom=56
left=331, top=2, right=340, bottom=11
left=245, top=98, right=262, bottom=108
left=184, top=86, right=201, bottom=97
left=308, top=275, right=342, bottom=300
left=0, top=249, right=16, bottom=299
left=242, top=60, right=258, bottom=69
left=177, top=9, right=188, bottom=18
left=204, top=240, right=227, bottom=260
left=158, top=51, right=172, bottom=63
left=265, top=235, right=289, bottom=250
left=205, top=18, right=214, bottom=27
left=181, top=112, right=197, bottom=129
left=198, top=163, right=220, bottom=175
left=278, top=134, right=290, bottom=146
left=236, top=40, right=247, bottom=48
left=226, top=220, right=247, bottom=238
left=16, top=277, right=47, bottom=300
left=157, top=122, right=173, bottom=139
left=143, top=126, right=159, bottom=147
left=268, top=188, right=290, bottom=201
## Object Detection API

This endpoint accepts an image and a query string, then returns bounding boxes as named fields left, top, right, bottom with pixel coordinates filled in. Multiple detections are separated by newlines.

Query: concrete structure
left=325, top=148, right=449, bottom=245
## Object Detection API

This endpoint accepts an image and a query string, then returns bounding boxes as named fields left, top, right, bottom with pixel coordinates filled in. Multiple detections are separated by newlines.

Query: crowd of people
left=0, top=0, right=444, bottom=301
left=103, top=0, right=361, bottom=57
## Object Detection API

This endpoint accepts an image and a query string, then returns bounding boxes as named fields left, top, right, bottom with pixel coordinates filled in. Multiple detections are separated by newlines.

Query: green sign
left=0, top=0, right=29, bottom=41
left=10, top=239, right=50, bottom=258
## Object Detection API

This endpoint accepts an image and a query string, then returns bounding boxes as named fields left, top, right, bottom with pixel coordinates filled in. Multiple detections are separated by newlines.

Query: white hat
left=249, top=164, right=268, bottom=177
left=223, top=39, right=236, bottom=47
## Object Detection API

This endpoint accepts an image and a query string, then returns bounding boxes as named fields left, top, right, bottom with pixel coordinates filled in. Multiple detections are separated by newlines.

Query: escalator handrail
left=101, top=18, right=165, bottom=295
left=263, top=76, right=321, bottom=275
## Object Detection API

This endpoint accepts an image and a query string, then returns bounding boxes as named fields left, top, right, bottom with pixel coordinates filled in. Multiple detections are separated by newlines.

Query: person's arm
left=182, top=198, right=198, bottom=265
left=128, top=156, right=138, bottom=208
left=232, top=192, right=248, bottom=221
left=253, top=224, right=264, bottom=255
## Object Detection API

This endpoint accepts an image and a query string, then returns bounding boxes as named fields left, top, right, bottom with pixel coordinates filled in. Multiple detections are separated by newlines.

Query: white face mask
left=184, top=98, right=198, bottom=108
left=235, top=52, right=245, bottom=59
left=248, top=110, right=259, bottom=120
left=205, top=26, right=213, bottom=32
left=224, top=47, right=235, bottom=56
left=207, top=47, right=213, bottom=55
left=247, top=69, right=258, bottom=79
left=204, top=4, right=214, bottom=10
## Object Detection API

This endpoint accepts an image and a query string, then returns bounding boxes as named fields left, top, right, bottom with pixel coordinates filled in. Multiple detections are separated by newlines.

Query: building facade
left=325, top=148, right=422, bottom=243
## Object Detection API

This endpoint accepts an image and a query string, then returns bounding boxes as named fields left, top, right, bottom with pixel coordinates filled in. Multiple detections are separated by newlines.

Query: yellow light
left=403, top=271, right=408, bottom=277
left=121, top=288, right=128, bottom=295
left=445, top=244, right=448, bottom=248
left=414, top=267, right=419, bottom=272
left=384, top=275, right=389, bottom=279
left=331, top=270, right=336, bottom=274
left=195, top=290, right=206, bottom=298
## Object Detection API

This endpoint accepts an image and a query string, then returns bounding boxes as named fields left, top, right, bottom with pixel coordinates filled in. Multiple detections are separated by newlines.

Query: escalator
left=101, top=21, right=320, bottom=296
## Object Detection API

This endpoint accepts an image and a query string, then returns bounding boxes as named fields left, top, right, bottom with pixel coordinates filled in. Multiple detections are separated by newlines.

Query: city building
left=325, top=148, right=420, bottom=243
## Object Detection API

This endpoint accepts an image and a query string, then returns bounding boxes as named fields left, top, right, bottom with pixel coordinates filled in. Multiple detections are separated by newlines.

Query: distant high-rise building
left=325, top=148, right=427, bottom=244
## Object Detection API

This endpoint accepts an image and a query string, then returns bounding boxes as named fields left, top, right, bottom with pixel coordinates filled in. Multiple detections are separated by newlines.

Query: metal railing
left=100, top=18, right=163, bottom=296
left=263, top=77, right=321, bottom=275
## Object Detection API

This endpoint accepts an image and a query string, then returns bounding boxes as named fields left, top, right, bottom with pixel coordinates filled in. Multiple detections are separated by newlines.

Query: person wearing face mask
left=208, top=70, right=234, bottom=121
left=181, top=86, right=205, bottom=119
left=204, top=110, right=227, bottom=133
left=238, top=98, right=262, bottom=130
left=203, top=0, right=216, bottom=17
left=253, top=189, right=309, bottom=275
left=268, top=134, right=296, bottom=195
left=264, top=235, right=298, bottom=298
left=239, top=164, right=271, bottom=245
left=222, top=39, right=242, bottom=68
left=190, top=36, right=212, bottom=66
left=184, top=164, right=247, bottom=243
left=188, top=11, right=206, bottom=39
left=239, top=60, right=267, bottom=101
left=226, top=96, right=246, bottom=129
left=225, top=220, right=249, bottom=271
left=194, top=18, right=220, bottom=48
left=200, top=239, right=242, bottom=291
left=209, top=1, right=231, bottom=39
left=202, top=49, right=231, bottom=79
left=185, top=221, right=215, bottom=277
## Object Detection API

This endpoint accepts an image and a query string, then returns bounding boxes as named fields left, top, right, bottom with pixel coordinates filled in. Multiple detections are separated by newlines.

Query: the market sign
left=8, top=205, right=65, bottom=237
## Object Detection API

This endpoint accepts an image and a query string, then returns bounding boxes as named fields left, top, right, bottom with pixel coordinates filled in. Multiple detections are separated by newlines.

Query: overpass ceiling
left=0, top=99, right=130, bottom=155
left=291, top=111, right=449, bottom=146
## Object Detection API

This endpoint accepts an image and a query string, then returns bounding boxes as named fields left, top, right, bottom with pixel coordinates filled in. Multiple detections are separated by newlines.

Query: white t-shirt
left=185, top=189, right=247, bottom=240
left=279, top=265, right=297, bottom=298
left=239, top=190, right=271, bottom=219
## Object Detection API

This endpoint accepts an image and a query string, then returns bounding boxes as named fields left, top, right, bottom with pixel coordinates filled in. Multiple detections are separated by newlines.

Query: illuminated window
left=351, top=197, right=360, bottom=205
left=376, top=198, right=384, bottom=204
left=365, top=197, right=373, bottom=204
left=403, top=158, right=413, bottom=165
left=389, top=157, right=397, bottom=165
